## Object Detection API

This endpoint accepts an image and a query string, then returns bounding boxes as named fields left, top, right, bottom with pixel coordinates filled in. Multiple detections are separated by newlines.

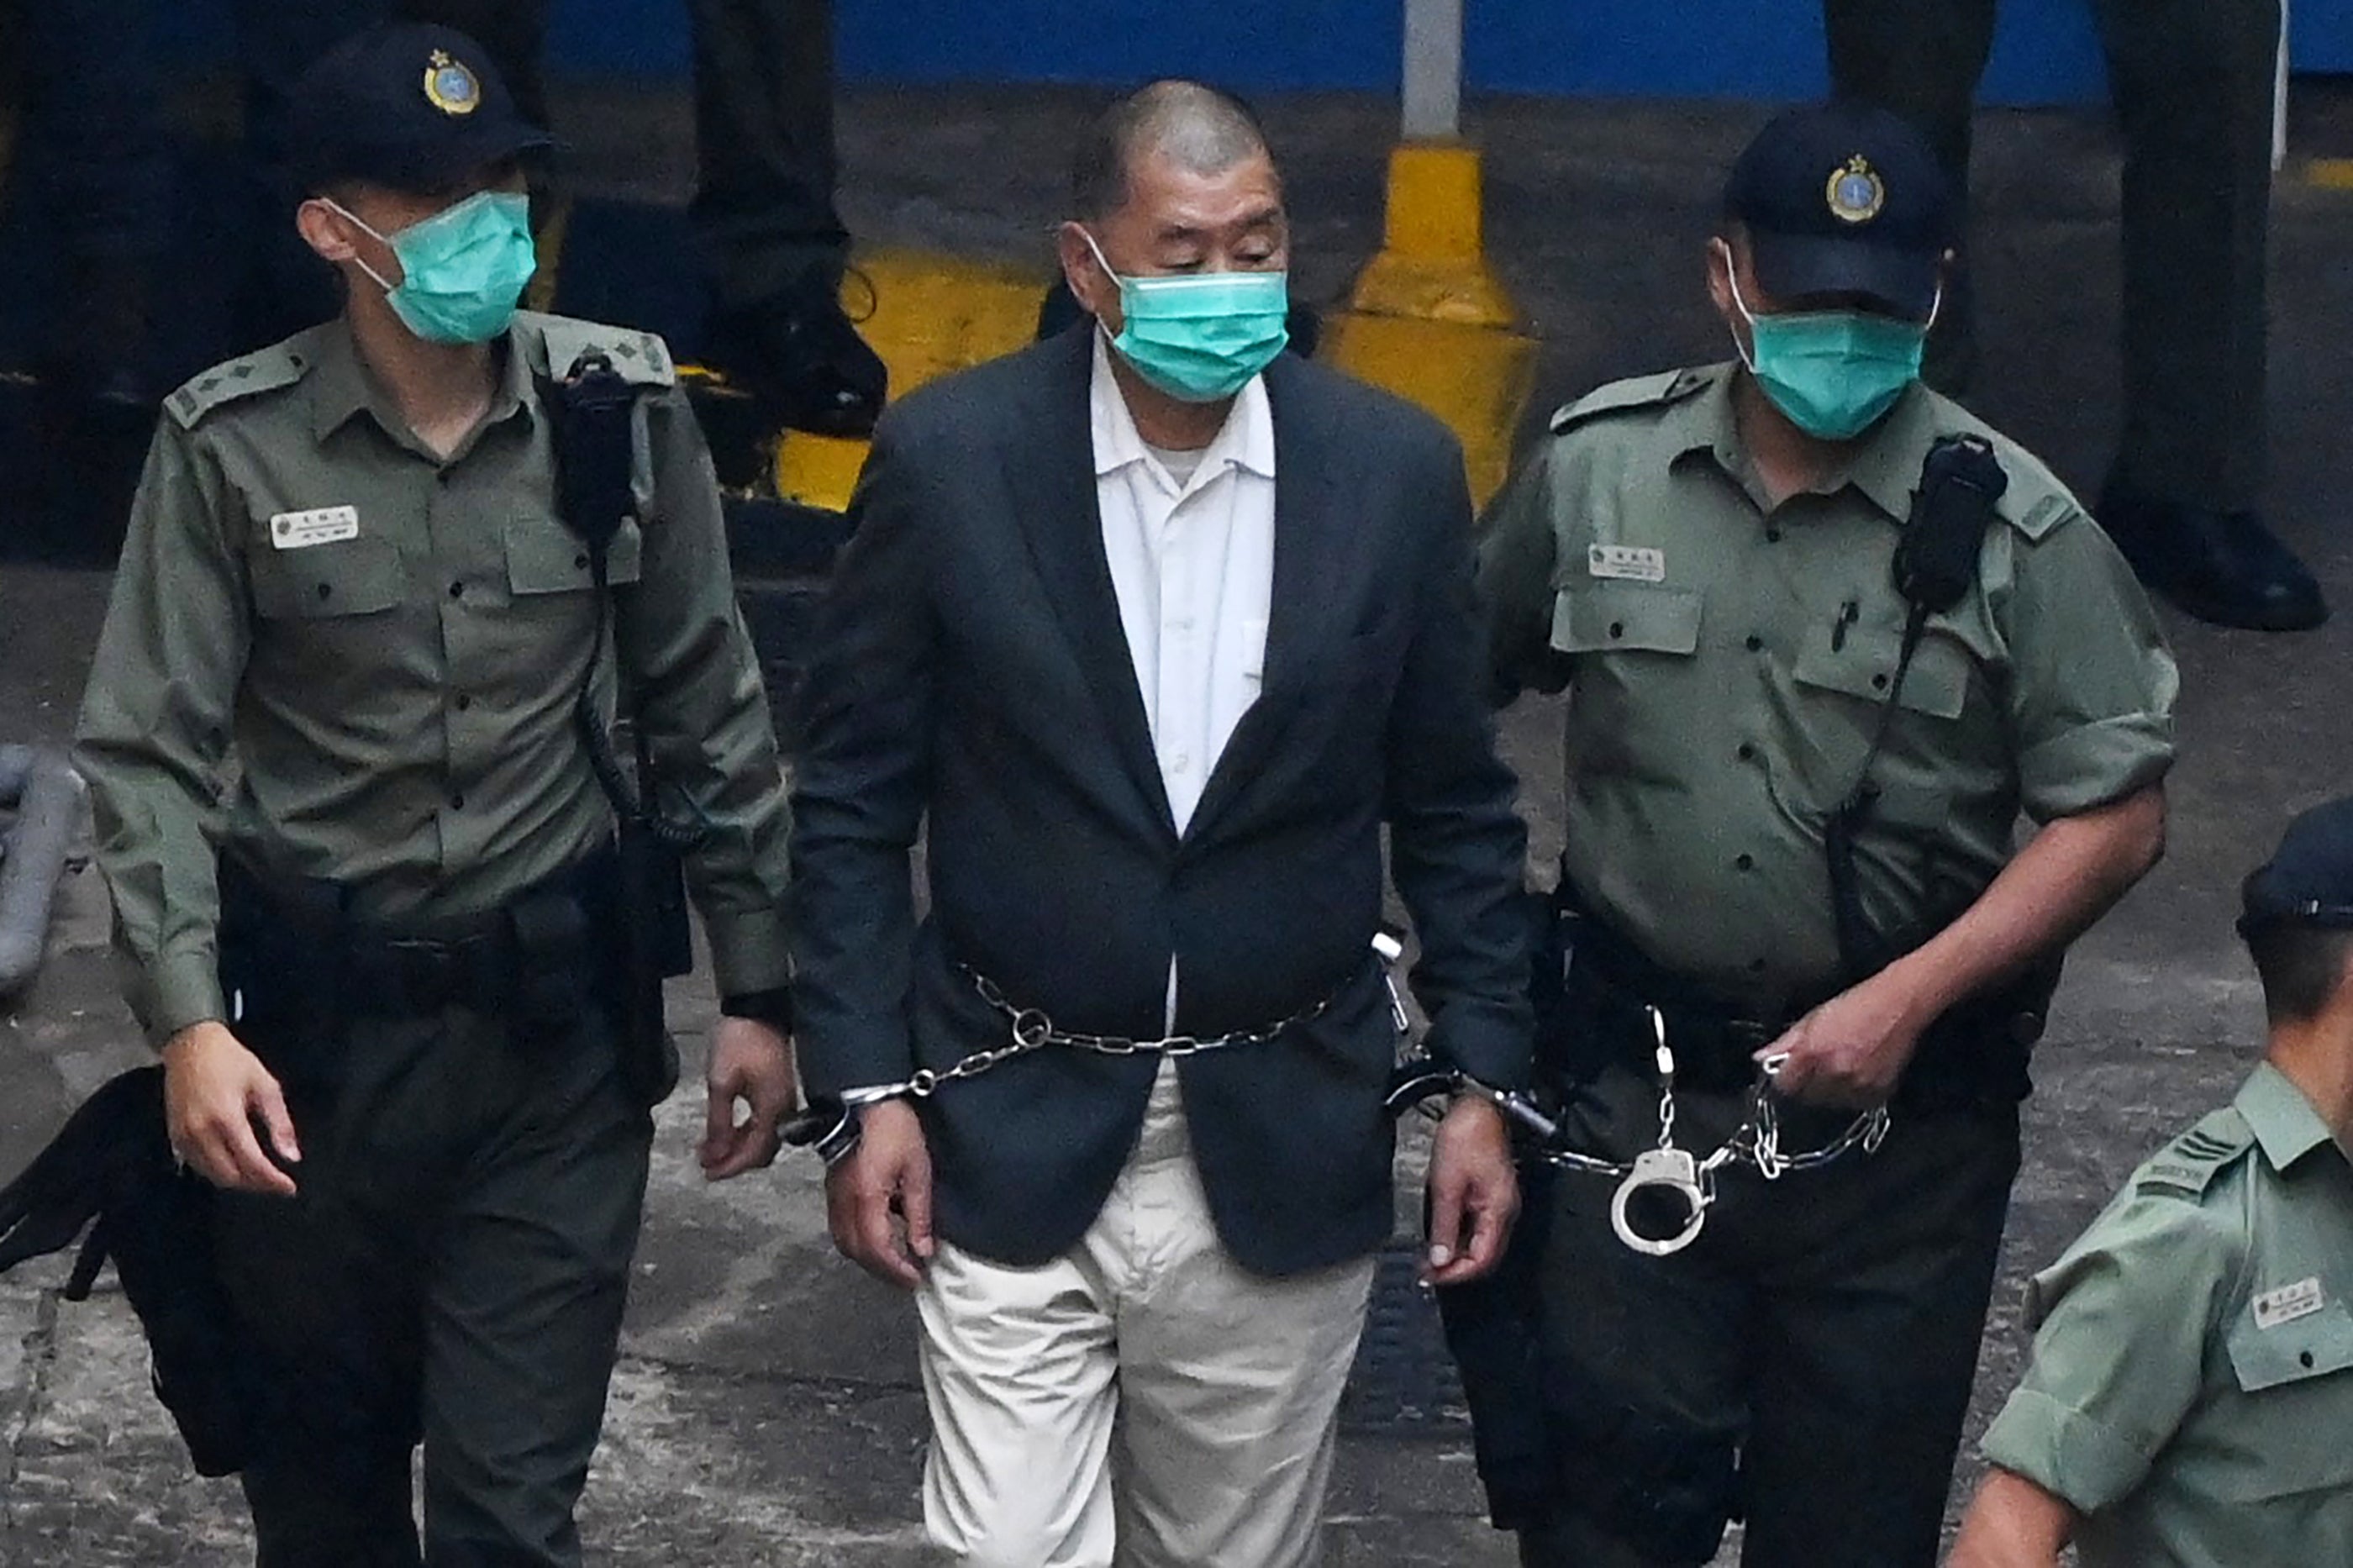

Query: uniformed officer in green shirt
left=73, top=24, right=797, bottom=1567
left=1471, top=103, right=2177, bottom=1567
left=1950, top=795, right=2353, bottom=1568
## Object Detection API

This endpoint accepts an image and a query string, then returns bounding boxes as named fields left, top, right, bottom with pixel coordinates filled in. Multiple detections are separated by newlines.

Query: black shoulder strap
left=1826, top=434, right=2008, bottom=979
left=541, top=353, right=706, bottom=850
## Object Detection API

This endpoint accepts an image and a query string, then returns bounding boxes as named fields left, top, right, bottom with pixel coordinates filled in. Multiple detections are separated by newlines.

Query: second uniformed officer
left=1950, top=795, right=2353, bottom=1566
left=1473, top=104, right=2177, bottom=1566
left=74, top=25, right=797, bottom=1566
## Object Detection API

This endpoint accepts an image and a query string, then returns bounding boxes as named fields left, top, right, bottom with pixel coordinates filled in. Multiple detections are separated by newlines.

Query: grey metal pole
left=1401, top=0, right=1463, bottom=141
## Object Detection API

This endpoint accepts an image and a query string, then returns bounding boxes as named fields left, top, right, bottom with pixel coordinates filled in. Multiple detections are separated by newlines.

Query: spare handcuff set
left=782, top=933, right=1891, bottom=1257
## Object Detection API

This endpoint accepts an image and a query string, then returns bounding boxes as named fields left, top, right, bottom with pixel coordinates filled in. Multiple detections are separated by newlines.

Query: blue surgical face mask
left=1081, top=230, right=1289, bottom=403
left=330, top=189, right=536, bottom=345
left=1722, top=245, right=1935, bottom=441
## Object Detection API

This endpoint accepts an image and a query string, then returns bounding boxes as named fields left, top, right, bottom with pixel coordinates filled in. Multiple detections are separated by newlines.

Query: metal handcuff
left=1392, top=1005, right=1892, bottom=1257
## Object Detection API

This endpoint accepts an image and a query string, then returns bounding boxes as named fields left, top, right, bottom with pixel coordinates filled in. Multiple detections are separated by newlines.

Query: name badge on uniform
left=1588, top=544, right=1666, bottom=583
left=2254, top=1276, right=2325, bottom=1330
left=269, top=506, right=360, bottom=550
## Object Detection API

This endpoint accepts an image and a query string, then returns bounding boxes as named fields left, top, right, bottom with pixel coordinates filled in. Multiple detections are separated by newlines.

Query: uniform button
left=1765, top=528, right=1783, bottom=544
left=2302, top=1350, right=2317, bottom=1369
left=1608, top=621, right=1626, bottom=639
left=1737, top=742, right=1757, bottom=761
left=1745, top=634, right=1764, bottom=652
left=1734, top=853, right=1755, bottom=871
left=448, top=792, right=466, bottom=810
left=455, top=694, right=473, bottom=713
left=449, top=580, right=466, bottom=599
left=1871, top=672, right=1890, bottom=690
left=574, top=552, right=589, bottom=571
left=314, top=582, right=332, bottom=601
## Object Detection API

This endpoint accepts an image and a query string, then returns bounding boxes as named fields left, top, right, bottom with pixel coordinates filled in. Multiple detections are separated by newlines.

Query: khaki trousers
left=916, top=1063, right=1378, bottom=1568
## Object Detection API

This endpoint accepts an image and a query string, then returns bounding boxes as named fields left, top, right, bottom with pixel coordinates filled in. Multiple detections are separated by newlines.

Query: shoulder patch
left=165, top=345, right=310, bottom=430
left=1549, top=367, right=1713, bottom=434
left=2135, top=1106, right=2257, bottom=1198
left=519, top=311, right=677, bottom=389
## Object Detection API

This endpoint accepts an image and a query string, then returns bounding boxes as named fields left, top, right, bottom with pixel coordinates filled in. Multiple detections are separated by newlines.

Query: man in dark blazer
left=790, top=80, right=1532, bottom=1567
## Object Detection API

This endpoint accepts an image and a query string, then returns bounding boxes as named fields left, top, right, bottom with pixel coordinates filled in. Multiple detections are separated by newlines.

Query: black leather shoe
left=2096, top=481, right=2329, bottom=632
left=701, top=270, right=887, bottom=439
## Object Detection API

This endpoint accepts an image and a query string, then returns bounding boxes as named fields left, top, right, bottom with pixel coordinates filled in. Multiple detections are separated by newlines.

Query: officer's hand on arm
left=1424, top=1096, right=1519, bottom=1286
left=1945, top=1465, right=2077, bottom=1568
left=699, top=1018, right=799, bottom=1181
left=825, top=1099, right=935, bottom=1290
left=1757, top=967, right=1935, bottom=1109
left=160, top=1021, right=300, bottom=1197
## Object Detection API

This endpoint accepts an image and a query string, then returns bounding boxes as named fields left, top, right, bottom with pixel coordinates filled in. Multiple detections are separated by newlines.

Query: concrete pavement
left=6, top=79, right=2353, bottom=1564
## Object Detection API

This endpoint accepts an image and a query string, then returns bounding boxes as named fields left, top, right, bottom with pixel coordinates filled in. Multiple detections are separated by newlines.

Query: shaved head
left=1073, top=80, right=1273, bottom=221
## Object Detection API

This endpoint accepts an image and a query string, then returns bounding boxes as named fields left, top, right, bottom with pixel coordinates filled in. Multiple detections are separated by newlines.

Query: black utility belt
left=1573, top=963, right=2048, bottom=1112
left=217, top=845, right=624, bottom=1026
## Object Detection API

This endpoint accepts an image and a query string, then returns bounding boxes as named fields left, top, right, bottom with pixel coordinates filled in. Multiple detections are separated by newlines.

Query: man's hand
left=1424, top=1095, right=1519, bottom=1286
left=161, top=1021, right=299, bottom=1196
left=699, top=1018, right=799, bottom=1181
left=1757, top=968, right=1935, bottom=1108
left=825, top=1098, right=934, bottom=1289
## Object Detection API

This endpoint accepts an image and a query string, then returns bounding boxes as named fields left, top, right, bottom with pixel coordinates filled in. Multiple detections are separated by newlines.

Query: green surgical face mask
left=1081, top=230, right=1289, bottom=403
left=1724, top=249, right=1935, bottom=441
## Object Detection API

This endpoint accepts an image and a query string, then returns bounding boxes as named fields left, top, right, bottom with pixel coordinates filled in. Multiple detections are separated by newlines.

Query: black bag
left=0, top=1068, right=255, bottom=1476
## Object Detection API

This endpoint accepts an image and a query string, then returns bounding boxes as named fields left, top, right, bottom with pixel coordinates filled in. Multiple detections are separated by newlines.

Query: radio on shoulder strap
left=545, top=350, right=700, bottom=1102
left=1826, top=433, right=2007, bottom=981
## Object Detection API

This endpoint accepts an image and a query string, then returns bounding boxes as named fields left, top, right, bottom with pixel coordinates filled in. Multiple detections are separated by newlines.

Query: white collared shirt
left=1089, top=330, right=1277, bottom=837
left=1090, top=331, right=1277, bottom=1031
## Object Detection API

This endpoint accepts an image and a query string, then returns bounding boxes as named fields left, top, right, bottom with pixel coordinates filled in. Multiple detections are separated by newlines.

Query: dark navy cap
left=1723, top=102, right=1956, bottom=318
left=287, top=24, right=552, bottom=196
left=2241, top=796, right=2353, bottom=933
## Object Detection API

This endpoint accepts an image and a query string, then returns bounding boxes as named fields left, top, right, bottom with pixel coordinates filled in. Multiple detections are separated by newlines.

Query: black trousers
left=1514, top=1060, right=2020, bottom=1568
left=218, top=999, right=651, bottom=1568
left=229, top=0, right=845, bottom=345
left=1825, top=0, right=2280, bottom=511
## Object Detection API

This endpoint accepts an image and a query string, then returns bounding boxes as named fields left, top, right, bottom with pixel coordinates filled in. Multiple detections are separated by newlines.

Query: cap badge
left=423, top=50, right=482, bottom=117
left=1826, top=155, right=1885, bottom=225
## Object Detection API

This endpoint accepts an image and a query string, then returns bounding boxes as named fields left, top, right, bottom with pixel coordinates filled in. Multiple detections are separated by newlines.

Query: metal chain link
left=851, top=966, right=1347, bottom=1105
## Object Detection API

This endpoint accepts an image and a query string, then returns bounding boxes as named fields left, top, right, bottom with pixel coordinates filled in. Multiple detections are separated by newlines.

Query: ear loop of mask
left=321, top=197, right=402, bottom=297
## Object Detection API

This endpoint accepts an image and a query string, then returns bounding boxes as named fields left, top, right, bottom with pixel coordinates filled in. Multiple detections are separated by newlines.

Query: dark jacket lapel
left=1003, top=328, right=1176, bottom=839
left=1185, top=354, right=1349, bottom=844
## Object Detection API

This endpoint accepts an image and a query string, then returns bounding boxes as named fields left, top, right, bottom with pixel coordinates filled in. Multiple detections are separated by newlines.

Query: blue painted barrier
left=145, top=0, right=2348, bottom=107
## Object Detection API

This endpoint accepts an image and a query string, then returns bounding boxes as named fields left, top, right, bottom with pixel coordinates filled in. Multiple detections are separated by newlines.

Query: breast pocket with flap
left=1548, top=581, right=1703, bottom=657
left=247, top=535, right=407, bottom=621
left=2213, top=1286, right=2353, bottom=1500
left=503, top=516, right=645, bottom=597
left=1792, top=623, right=1971, bottom=721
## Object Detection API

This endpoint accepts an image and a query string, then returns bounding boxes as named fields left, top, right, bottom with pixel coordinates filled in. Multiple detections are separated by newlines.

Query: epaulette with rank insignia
left=1548, top=367, right=1714, bottom=434
left=2135, top=1106, right=2257, bottom=1199
left=164, top=344, right=311, bottom=430
left=518, top=311, right=676, bottom=389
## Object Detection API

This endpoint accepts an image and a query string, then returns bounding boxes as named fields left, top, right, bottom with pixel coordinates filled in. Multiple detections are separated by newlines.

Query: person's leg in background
left=1822, top=0, right=1999, bottom=396
left=683, top=0, right=887, bottom=437
left=2088, top=0, right=2323, bottom=631
left=6, top=0, right=174, bottom=408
